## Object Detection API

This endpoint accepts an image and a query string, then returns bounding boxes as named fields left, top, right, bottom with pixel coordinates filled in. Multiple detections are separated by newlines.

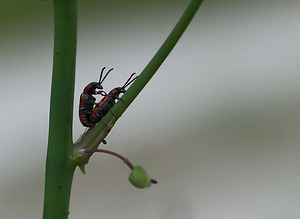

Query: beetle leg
left=96, top=90, right=107, bottom=96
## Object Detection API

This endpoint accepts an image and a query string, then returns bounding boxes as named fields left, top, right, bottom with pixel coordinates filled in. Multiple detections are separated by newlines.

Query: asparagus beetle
left=79, top=67, right=113, bottom=127
left=90, top=73, right=138, bottom=124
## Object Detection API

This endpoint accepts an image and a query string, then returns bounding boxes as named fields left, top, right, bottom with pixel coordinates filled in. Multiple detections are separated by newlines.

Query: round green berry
left=129, top=166, right=152, bottom=188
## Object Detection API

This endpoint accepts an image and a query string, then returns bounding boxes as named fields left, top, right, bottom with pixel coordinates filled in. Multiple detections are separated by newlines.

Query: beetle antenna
left=122, top=73, right=138, bottom=89
left=99, top=67, right=113, bottom=84
left=98, top=67, right=106, bottom=84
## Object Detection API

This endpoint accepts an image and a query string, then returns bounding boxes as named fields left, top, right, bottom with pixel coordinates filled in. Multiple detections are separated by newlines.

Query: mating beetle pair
left=79, top=67, right=137, bottom=127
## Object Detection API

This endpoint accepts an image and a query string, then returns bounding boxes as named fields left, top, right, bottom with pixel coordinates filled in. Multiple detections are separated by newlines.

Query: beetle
left=90, top=73, right=138, bottom=125
left=79, top=67, right=113, bottom=127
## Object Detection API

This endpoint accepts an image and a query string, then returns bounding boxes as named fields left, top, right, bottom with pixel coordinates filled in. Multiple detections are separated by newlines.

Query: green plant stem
left=115, top=0, right=203, bottom=116
left=43, top=0, right=77, bottom=218
left=73, top=0, right=203, bottom=166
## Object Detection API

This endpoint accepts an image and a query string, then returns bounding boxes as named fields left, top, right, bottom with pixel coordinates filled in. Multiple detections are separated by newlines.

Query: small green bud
left=129, top=166, right=156, bottom=189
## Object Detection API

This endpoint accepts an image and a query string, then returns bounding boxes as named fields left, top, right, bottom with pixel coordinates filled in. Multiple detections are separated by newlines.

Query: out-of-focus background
left=1, top=0, right=300, bottom=218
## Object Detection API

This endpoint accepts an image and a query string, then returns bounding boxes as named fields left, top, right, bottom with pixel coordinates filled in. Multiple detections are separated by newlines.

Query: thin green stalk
left=73, top=0, right=203, bottom=167
left=115, top=0, right=203, bottom=116
left=43, top=0, right=77, bottom=218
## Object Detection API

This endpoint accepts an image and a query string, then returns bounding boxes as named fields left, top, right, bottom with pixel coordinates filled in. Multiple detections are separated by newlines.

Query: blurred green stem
left=43, top=0, right=77, bottom=218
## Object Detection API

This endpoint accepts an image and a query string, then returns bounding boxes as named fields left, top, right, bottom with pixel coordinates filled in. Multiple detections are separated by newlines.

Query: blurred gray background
left=1, top=0, right=300, bottom=218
